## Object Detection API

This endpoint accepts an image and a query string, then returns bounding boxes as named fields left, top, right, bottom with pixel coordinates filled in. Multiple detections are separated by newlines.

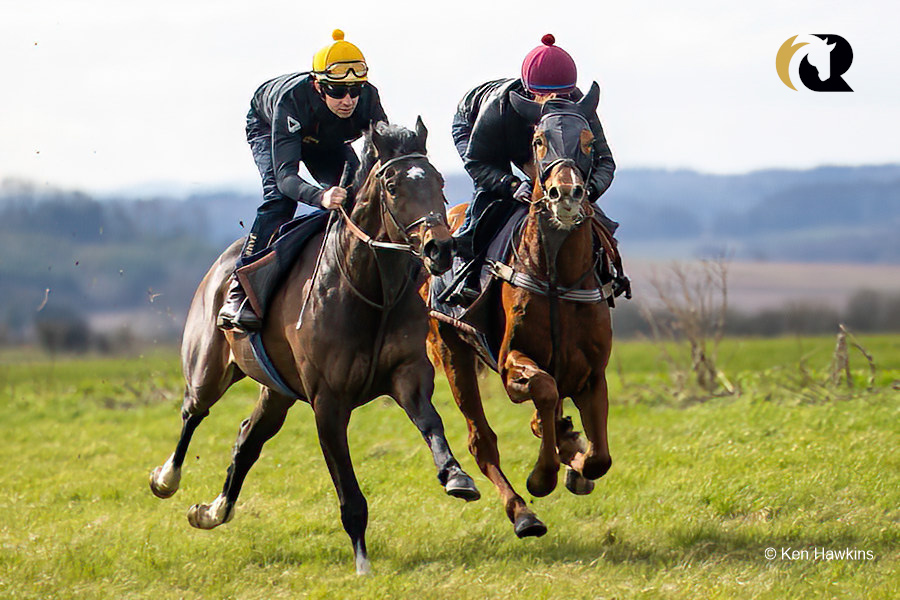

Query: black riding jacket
left=250, top=73, right=388, bottom=207
left=451, top=78, right=615, bottom=202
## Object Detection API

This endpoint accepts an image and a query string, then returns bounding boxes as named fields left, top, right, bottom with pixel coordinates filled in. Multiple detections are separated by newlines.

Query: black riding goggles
left=321, top=82, right=364, bottom=99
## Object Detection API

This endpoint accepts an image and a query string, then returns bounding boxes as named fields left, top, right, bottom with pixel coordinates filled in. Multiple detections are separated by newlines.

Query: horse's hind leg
left=149, top=401, right=206, bottom=499
left=150, top=279, right=243, bottom=499
left=187, top=387, right=295, bottom=529
left=149, top=366, right=243, bottom=498
left=391, top=360, right=479, bottom=501
left=313, top=397, right=371, bottom=574
left=432, top=325, right=545, bottom=538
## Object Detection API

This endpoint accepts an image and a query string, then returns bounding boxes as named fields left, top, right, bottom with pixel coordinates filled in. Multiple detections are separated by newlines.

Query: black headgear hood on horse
left=510, top=81, right=600, bottom=185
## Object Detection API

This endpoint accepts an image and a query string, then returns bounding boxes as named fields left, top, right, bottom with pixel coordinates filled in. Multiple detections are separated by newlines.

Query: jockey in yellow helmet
left=218, top=29, right=387, bottom=331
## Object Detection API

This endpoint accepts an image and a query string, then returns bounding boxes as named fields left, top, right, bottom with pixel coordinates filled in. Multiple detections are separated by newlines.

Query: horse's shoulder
left=448, top=203, right=468, bottom=231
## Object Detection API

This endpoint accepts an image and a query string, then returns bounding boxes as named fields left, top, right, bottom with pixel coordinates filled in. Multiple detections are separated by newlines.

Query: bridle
left=336, top=153, right=449, bottom=257
left=526, top=110, right=595, bottom=228
left=526, top=158, right=590, bottom=228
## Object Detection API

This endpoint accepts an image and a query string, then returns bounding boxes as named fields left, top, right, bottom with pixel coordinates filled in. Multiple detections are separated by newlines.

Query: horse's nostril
left=423, top=240, right=438, bottom=261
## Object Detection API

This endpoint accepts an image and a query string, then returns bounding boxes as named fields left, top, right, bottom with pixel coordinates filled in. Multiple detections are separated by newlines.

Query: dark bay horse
left=149, top=119, right=479, bottom=574
left=427, top=86, right=613, bottom=538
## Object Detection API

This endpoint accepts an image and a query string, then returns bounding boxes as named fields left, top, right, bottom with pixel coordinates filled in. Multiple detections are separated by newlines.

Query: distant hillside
left=602, top=164, right=900, bottom=262
left=2, top=164, right=899, bottom=343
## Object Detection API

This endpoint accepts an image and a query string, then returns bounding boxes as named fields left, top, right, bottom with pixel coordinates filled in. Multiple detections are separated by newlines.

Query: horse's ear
left=510, top=91, right=541, bottom=125
left=576, top=82, right=600, bottom=116
left=371, top=120, right=391, bottom=158
left=415, top=115, right=428, bottom=152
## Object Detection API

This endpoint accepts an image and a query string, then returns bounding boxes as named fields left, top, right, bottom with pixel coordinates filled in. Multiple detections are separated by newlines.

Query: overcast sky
left=2, top=0, right=898, bottom=195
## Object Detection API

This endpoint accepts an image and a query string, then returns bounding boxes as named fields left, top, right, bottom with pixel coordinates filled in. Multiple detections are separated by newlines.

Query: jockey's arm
left=271, top=104, right=326, bottom=208
left=587, top=117, right=616, bottom=202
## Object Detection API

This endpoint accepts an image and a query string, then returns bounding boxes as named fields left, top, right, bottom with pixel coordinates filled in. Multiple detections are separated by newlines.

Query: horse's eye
left=548, top=187, right=560, bottom=200
left=386, top=183, right=397, bottom=195
left=572, top=186, right=584, bottom=199
left=534, top=138, right=543, bottom=147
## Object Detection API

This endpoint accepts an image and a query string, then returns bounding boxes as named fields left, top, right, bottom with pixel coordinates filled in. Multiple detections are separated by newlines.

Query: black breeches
left=244, top=116, right=295, bottom=258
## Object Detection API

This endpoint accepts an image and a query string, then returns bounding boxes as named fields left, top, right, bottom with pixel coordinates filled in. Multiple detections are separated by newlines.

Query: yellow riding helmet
left=312, top=29, right=368, bottom=83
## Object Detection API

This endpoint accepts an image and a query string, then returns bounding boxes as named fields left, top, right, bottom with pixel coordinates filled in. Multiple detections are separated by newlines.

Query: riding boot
left=217, top=273, right=262, bottom=331
left=453, top=189, right=495, bottom=260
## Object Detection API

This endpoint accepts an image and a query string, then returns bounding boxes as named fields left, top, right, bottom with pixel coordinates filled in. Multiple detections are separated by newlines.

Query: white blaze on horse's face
left=406, top=165, right=425, bottom=180
left=544, top=164, right=586, bottom=230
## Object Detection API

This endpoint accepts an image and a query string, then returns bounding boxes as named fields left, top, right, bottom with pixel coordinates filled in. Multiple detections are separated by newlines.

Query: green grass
left=0, top=336, right=897, bottom=599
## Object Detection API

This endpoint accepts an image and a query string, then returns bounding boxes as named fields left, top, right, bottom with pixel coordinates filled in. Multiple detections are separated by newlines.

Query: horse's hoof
left=149, top=461, right=180, bottom=499
left=526, top=467, right=558, bottom=498
left=514, top=513, right=547, bottom=538
left=445, top=471, right=481, bottom=502
left=565, top=466, right=595, bottom=495
left=355, top=554, right=371, bottom=575
left=582, top=454, right=612, bottom=480
left=187, top=494, right=233, bottom=530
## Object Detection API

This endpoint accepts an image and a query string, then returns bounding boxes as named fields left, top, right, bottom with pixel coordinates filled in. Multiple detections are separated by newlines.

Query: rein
left=329, top=151, right=446, bottom=401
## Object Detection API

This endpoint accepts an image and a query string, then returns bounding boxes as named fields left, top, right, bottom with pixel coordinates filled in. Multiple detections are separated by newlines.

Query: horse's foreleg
left=187, top=387, right=295, bottom=529
left=391, top=361, right=479, bottom=501
left=502, top=350, right=560, bottom=498
left=570, top=373, right=612, bottom=481
left=433, top=326, right=545, bottom=538
left=529, top=412, right=594, bottom=494
left=313, top=397, right=370, bottom=575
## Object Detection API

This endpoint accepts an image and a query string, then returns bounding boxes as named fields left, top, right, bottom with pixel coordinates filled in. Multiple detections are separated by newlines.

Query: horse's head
left=511, top=83, right=601, bottom=230
left=806, top=36, right=836, bottom=81
left=355, top=118, right=453, bottom=275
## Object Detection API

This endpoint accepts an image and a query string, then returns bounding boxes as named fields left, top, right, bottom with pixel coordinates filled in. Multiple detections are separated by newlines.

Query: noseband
left=528, top=158, right=588, bottom=227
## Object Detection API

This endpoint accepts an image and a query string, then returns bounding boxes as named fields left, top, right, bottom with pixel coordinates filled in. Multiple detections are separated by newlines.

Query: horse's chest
left=506, top=300, right=606, bottom=372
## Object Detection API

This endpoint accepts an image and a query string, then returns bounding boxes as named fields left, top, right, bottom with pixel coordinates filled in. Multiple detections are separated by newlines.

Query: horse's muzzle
left=423, top=237, right=455, bottom=275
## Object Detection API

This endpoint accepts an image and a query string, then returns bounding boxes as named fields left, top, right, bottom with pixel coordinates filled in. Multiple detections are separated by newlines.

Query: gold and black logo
left=776, top=34, right=853, bottom=92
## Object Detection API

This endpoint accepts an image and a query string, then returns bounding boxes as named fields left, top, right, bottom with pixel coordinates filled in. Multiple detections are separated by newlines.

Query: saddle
left=236, top=211, right=330, bottom=320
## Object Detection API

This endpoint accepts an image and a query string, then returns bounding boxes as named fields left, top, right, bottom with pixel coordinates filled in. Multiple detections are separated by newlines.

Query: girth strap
left=488, top=260, right=614, bottom=303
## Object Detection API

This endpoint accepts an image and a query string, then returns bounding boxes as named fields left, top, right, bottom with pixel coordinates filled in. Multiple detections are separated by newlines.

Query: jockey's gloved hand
left=322, top=186, right=347, bottom=210
left=513, top=180, right=533, bottom=202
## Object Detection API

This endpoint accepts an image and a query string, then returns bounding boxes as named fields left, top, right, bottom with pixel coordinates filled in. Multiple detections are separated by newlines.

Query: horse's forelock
left=376, top=124, right=422, bottom=158
left=355, top=123, right=424, bottom=189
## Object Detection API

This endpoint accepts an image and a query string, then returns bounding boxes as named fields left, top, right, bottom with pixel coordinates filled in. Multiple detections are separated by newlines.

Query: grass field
left=0, top=335, right=897, bottom=599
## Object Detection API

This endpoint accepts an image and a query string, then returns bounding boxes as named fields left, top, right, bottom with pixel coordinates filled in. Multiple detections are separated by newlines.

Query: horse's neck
left=517, top=211, right=594, bottom=287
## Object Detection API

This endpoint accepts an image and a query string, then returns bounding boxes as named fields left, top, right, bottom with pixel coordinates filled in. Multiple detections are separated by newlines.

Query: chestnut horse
left=149, top=119, right=479, bottom=574
left=428, top=86, right=613, bottom=537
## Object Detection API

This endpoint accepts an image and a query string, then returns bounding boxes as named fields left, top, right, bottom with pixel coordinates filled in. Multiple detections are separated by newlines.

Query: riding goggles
left=320, top=60, right=368, bottom=81
left=321, top=82, right=364, bottom=99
